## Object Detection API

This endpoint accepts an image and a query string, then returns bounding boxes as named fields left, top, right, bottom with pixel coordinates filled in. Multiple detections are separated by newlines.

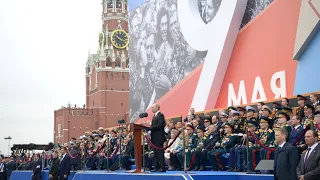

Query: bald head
left=152, top=104, right=160, bottom=113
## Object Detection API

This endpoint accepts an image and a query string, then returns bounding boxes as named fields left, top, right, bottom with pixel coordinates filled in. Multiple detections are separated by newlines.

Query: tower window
left=116, top=0, right=121, bottom=8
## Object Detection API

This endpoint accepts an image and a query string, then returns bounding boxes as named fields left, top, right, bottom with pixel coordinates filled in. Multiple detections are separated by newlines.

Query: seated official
left=208, top=123, right=236, bottom=171
left=231, top=120, right=258, bottom=172
left=197, top=124, right=220, bottom=171
left=120, top=135, right=134, bottom=170
left=169, top=134, right=183, bottom=171
left=192, top=127, right=206, bottom=171
left=176, top=124, right=197, bottom=170
left=164, top=129, right=181, bottom=170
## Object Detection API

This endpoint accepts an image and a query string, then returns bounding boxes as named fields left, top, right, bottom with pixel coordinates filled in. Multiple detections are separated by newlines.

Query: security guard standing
left=208, top=123, right=236, bottom=171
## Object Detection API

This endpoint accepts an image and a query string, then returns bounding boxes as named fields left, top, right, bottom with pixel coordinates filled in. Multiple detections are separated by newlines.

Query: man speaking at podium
left=150, top=104, right=166, bottom=172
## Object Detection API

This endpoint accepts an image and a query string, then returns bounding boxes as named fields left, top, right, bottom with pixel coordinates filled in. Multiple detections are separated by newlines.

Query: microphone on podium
left=139, top=112, right=148, bottom=118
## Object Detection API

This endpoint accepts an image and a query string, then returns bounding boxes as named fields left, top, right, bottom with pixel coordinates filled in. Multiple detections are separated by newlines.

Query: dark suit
left=32, top=159, right=42, bottom=180
left=0, top=162, right=6, bottom=180
left=274, top=142, right=299, bottom=180
left=59, top=154, right=70, bottom=180
left=49, top=158, right=60, bottom=180
left=6, top=160, right=16, bottom=180
left=121, top=139, right=134, bottom=170
left=200, top=131, right=220, bottom=169
left=297, top=143, right=320, bottom=180
left=150, top=111, right=166, bottom=170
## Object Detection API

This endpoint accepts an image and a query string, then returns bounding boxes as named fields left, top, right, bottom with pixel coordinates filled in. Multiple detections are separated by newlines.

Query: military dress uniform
left=197, top=130, right=220, bottom=171
left=273, top=111, right=292, bottom=138
left=241, top=120, right=258, bottom=172
left=193, top=128, right=207, bottom=170
left=296, top=94, right=307, bottom=118
left=208, top=123, right=236, bottom=170
left=302, top=105, right=315, bottom=130
left=243, top=117, right=274, bottom=171
left=227, top=116, right=245, bottom=171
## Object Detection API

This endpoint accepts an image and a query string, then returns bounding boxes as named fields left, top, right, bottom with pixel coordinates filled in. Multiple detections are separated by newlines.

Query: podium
left=130, top=123, right=149, bottom=173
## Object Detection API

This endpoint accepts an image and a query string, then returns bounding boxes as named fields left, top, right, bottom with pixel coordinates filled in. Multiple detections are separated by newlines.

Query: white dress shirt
left=278, top=141, right=286, bottom=148
left=305, top=142, right=319, bottom=160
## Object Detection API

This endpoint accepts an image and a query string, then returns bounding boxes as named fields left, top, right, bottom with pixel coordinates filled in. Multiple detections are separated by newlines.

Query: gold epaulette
left=255, top=131, right=259, bottom=134
left=230, top=133, right=234, bottom=136
left=203, top=137, right=207, bottom=140
left=259, top=129, right=264, bottom=132
left=268, top=129, right=273, bottom=133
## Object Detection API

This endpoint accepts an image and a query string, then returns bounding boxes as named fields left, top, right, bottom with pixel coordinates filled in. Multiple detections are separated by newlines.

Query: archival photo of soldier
left=197, top=0, right=222, bottom=24
left=129, top=0, right=274, bottom=122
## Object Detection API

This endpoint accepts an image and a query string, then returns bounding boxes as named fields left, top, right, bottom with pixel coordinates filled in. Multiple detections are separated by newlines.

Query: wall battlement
left=54, top=107, right=98, bottom=117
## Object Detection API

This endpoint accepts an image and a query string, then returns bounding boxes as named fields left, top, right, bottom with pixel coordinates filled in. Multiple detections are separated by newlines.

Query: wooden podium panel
left=129, top=123, right=149, bottom=173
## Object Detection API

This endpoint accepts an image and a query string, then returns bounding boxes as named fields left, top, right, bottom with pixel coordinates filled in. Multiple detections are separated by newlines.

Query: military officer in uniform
left=198, top=124, right=220, bottom=171
left=274, top=111, right=292, bottom=134
left=296, top=94, right=307, bottom=119
left=192, top=127, right=206, bottom=171
left=303, top=104, right=315, bottom=129
left=260, top=105, right=275, bottom=128
left=208, top=123, right=236, bottom=171
left=313, top=111, right=320, bottom=139
left=228, top=106, right=237, bottom=117
left=272, top=102, right=283, bottom=113
left=245, top=106, right=257, bottom=124
left=237, top=107, right=246, bottom=120
left=227, top=110, right=245, bottom=171
left=243, top=116, right=274, bottom=172
left=260, top=112, right=291, bottom=161
left=231, top=110, right=245, bottom=134
left=237, top=120, right=258, bottom=172
left=177, top=124, right=197, bottom=170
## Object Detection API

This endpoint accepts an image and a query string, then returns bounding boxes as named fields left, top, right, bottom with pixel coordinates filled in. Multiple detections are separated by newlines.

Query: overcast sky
left=0, top=0, right=102, bottom=155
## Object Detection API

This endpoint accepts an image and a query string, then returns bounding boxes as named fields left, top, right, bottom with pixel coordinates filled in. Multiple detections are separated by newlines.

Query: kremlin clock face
left=111, top=29, right=129, bottom=49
